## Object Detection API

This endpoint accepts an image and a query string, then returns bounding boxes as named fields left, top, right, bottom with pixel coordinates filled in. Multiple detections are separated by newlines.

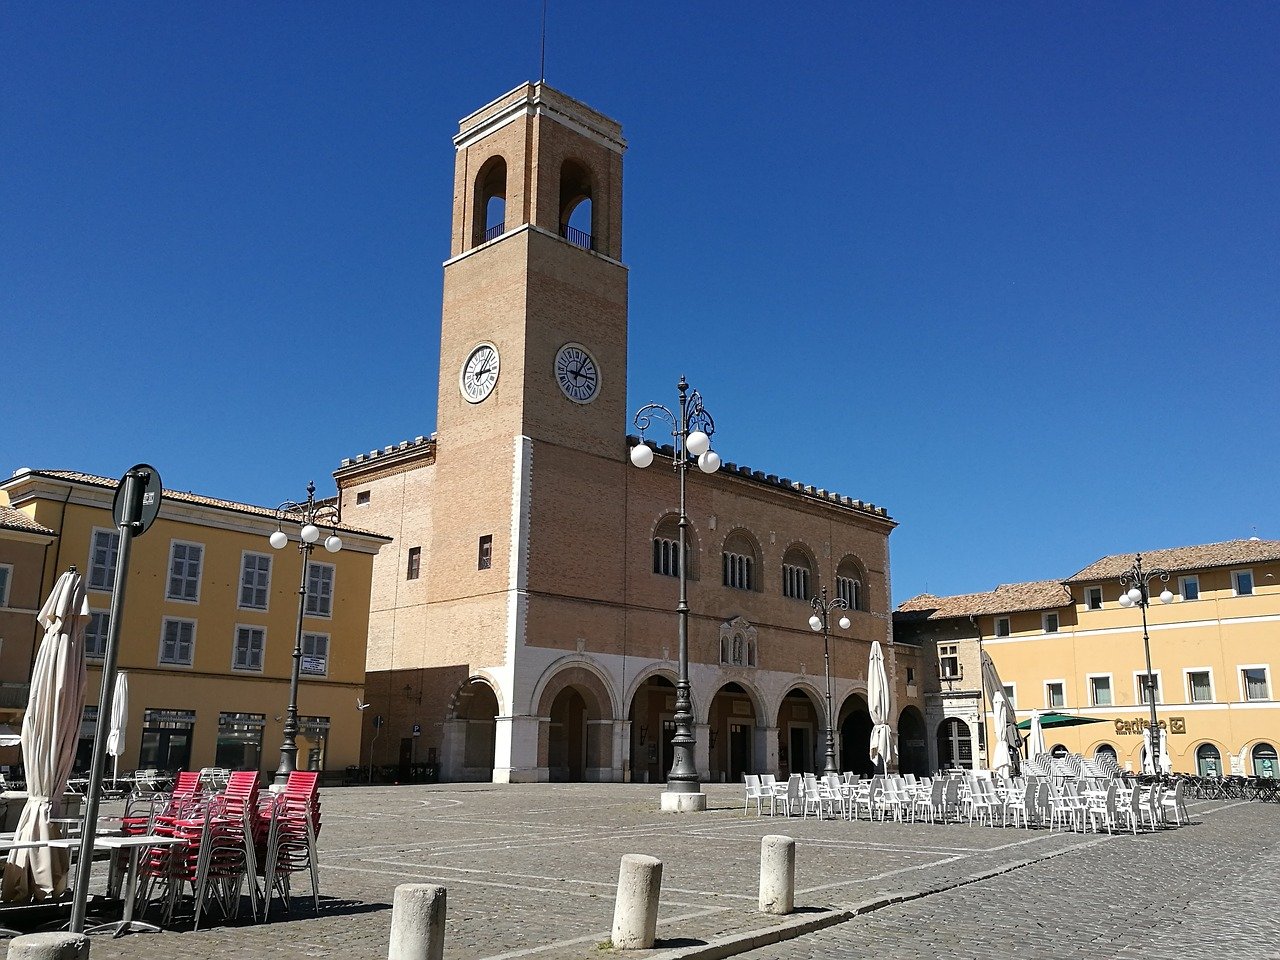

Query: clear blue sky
left=4, top=2, right=1278, bottom=603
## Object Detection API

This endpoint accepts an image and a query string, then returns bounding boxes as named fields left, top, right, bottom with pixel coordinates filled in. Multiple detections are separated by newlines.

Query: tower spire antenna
left=539, top=0, right=548, bottom=82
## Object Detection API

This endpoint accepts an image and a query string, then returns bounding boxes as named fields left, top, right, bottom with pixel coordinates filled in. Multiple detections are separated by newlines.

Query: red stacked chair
left=138, top=771, right=265, bottom=928
left=261, top=771, right=322, bottom=916
left=192, top=771, right=263, bottom=925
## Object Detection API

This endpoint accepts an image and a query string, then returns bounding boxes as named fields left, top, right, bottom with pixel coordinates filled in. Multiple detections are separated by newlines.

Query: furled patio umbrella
left=1026, top=710, right=1047, bottom=761
left=105, top=671, right=129, bottom=788
left=867, top=641, right=896, bottom=772
left=1, top=569, right=89, bottom=903
left=980, top=651, right=1020, bottom=776
left=1141, top=726, right=1171, bottom=775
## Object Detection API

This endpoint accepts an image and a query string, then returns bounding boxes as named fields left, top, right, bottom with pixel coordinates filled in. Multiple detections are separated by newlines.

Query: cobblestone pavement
left=739, top=798, right=1280, bottom=960
left=1, top=786, right=1270, bottom=959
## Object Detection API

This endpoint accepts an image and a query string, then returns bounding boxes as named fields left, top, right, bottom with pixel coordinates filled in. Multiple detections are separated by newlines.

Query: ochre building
left=336, top=82, right=921, bottom=783
left=0, top=469, right=388, bottom=779
left=896, top=539, right=1280, bottom=777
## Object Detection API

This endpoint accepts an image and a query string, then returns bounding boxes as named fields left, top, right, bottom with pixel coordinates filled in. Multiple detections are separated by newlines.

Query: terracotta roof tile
left=0, top=505, right=55, bottom=536
left=896, top=580, right=1072, bottom=620
left=9, top=470, right=387, bottom=540
left=1066, top=539, right=1280, bottom=582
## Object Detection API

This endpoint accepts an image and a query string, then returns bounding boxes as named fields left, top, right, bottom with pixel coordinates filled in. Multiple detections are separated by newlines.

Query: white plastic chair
left=743, top=774, right=767, bottom=816
left=1086, top=782, right=1118, bottom=834
left=1161, top=779, right=1189, bottom=825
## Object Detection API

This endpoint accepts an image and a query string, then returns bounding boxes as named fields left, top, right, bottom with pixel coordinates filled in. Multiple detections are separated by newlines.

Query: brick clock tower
left=339, top=82, right=902, bottom=787
left=339, top=82, right=633, bottom=782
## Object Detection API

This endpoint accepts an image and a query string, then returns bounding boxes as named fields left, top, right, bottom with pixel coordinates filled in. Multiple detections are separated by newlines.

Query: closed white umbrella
left=1142, top=726, right=1154, bottom=774
left=2, top=570, right=89, bottom=902
left=1028, top=710, right=1047, bottom=760
left=105, top=672, right=129, bottom=788
left=1159, top=728, right=1172, bottom=775
left=981, top=651, right=1021, bottom=776
left=867, top=641, right=896, bottom=772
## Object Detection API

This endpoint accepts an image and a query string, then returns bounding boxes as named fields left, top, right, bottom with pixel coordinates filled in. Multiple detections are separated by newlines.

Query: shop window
left=216, top=712, right=265, bottom=770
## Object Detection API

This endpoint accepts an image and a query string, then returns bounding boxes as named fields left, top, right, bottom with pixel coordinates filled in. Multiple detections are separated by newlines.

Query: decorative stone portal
left=898, top=705, right=928, bottom=776
left=838, top=693, right=875, bottom=777
left=628, top=674, right=677, bottom=784
left=548, top=687, right=588, bottom=782
left=707, top=682, right=758, bottom=783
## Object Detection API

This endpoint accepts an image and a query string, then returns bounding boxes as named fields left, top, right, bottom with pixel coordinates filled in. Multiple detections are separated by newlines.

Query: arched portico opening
left=708, top=682, right=757, bottom=782
left=628, top=673, right=676, bottom=784
left=441, top=677, right=501, bottom=782
left=898, top=705, right=928, bottom=775
left=838, top=693, right=875, bottom=777
left=535, top=665, right=615, bottom=782
left=777, top=688, right=822, bottom=776
left=456, top=680, right=498, bottom=779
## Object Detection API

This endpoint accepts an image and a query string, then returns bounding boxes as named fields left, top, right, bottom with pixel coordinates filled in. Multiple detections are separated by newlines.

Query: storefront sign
left=1114, top=716, right=1187, bottom=736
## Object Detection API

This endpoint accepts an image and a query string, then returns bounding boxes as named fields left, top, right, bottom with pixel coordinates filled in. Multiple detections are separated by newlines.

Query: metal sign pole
left=69, top=465, right=161, bottom=933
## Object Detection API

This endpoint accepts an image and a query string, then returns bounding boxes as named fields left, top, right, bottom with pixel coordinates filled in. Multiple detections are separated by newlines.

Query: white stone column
left=439, top=719, right=466, bottom=782
left=760, top=725, right=779, bottom=774
left=614, top=719, right=631, bottom=783
left=492, top=714, right=545, bottom=783
left=586, top=719, right=613, bottom=781
left=694, top=722, right=711, bottom=781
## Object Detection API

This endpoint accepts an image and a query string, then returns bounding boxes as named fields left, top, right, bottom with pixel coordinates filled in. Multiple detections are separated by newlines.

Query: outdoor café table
left=85, top=835, right=186, bottom=938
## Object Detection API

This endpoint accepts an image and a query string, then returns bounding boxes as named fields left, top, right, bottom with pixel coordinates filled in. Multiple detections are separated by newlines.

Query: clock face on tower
left=554, top=342, right=600, bottom=404
left=460, top=342, right=500, bottom=403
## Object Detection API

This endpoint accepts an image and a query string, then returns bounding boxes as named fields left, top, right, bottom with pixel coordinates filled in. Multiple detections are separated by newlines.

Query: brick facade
left=336, top=82, right=919, bottom=783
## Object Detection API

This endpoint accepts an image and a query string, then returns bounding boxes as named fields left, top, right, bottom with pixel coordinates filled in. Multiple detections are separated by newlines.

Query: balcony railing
left=561, top=224, right=592, bottom=250
left=0, top=682, right=30, bottom=710
left=482, top=222, right=505, bottom=243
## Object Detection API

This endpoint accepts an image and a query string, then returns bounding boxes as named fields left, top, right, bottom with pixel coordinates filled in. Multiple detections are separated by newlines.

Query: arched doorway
left=548, top=688, right=587, bottom=782
left=1196, top=743, right=1222, bottom=777
left=777, top=688, right=822, bottom=776
left=708, top=682, right=757, bottom=782
left=898, top=706, right=928, bottom=775
left=536, top=665, right=615, bottom=782
left=1094, top=744, right=1119, bottom=774
left=1252, top=742, right=1277, bottom=778
left=628, top=674, right=676, bottom=784
left=938, top=718, right=973, bottom=770
left=456, top=680, right=498, bottom=780
left=838, top=694, right=874, bottom=777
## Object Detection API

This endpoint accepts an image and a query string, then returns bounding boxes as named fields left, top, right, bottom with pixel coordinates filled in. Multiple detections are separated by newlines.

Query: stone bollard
left=758, top=834, right=795, bottom=915
left=7, top=933, right=90, bottom=960
left=388, top=883, right=447, bottom=960
left=611, top=853, right=663, bottom=949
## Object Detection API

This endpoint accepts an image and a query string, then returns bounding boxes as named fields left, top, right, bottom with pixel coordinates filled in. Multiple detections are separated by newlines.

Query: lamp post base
left=660, top=790, right=707, bottom=813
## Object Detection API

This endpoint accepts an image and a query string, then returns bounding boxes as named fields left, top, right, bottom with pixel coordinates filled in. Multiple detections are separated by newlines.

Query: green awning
left=1016, top=712, right=1109, bottom=731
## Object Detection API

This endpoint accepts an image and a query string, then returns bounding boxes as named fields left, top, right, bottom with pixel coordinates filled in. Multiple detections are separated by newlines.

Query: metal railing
left=561, top=224, right=592, bottom=250
left=482, top=222, right=505, bottom=243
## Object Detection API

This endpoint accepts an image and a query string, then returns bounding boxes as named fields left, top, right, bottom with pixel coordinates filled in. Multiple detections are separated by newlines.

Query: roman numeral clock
left=460, top=342, right=500, bottom=403
left=555, top=342, right=600, bottom=404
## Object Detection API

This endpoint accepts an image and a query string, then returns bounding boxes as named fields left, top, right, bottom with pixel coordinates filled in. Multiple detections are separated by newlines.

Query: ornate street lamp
left=631, top=376, right=720, bottom=804
left=808, top=586, right=851, bottom=776
left=1117, top=554, right=1173, bottom=775
left=268, top=481, right=342, bottom=785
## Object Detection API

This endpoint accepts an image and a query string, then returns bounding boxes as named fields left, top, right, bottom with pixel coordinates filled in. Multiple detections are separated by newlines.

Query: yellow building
left=0, top=506, right=58, bottom=773
left=0, top=469, right=389, bottom=780
left=896, top=539, right=1280, bottom=777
